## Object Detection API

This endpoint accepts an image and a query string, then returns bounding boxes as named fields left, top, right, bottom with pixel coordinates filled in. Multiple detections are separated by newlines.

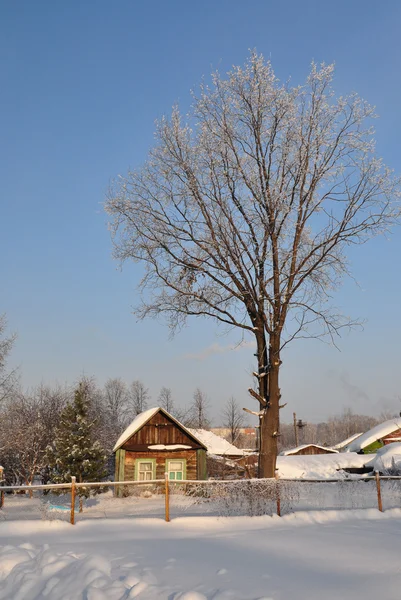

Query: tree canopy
left=106, top=53, right=401, bottom=476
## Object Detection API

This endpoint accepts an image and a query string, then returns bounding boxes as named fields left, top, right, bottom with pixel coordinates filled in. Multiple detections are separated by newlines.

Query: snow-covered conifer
left=46, top=381, right=107, bottom=499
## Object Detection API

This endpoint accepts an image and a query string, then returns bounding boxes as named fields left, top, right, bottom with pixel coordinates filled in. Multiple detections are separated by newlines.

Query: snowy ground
left=1, top=510, right=401, bottom=599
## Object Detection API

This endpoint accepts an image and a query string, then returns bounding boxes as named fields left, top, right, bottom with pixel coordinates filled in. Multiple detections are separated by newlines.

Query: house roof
left=346, top=418, right=401, bottom=452
left=187, top=428, right=245, bottom=456
left=280, top=444, right=339, bottom=456
left=277, top=452, right=369, bottom=479
left=332, top=433, right=363, bottom=451
left=113, top=407, right=207, bottom=452
left=365, top=442, right=401, bottom=472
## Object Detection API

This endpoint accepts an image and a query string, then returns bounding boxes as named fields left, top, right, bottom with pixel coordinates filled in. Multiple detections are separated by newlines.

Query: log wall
left=124, top=449, right=198, bottom=480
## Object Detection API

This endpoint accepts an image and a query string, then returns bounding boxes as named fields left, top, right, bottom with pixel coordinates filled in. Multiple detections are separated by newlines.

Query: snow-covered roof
left=187, top=428, right=245, bottom=456
left=113, top=407, right=206, bottom=452
left=332, top=433, right=363, bottom=450
left=280, top=444, right=338, bottom=456
left=277, top=452, right=369, bottom=479
left=346, top=418, right=401, bottom=452
left=365, top=443, right=401, bottom=472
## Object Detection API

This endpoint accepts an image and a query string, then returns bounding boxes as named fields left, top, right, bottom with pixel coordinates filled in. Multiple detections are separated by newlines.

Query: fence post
left=275, top=470, right=281, bottom=517
left=70, top=476, right=76, bottom=525
left=0, top=466, right=4, bottom=509
left=165, top=472, right=170, bottom=522
left=375, top=471, right=383, bottom=512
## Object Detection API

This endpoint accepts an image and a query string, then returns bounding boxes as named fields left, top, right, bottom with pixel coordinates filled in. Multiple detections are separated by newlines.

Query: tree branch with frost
left=0, top=314, right=17, bottom=402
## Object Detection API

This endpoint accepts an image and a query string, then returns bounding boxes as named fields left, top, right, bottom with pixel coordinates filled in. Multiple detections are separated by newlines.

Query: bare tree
left=106, top=53, right=401, bottom=476
left=156, top=385, right=190, bottom=423
left=158, top=386, right=175, bottom=413
left=127, top=380, right=150, bottom=416
left=222, top=397, right=245, bottom=444
left=188, top=388, right=211, bottom=429
left=0, top=384, right=68, bottom=487
left=96, top=377, right=130, bottom=451
left=0, top=314, right=17, bottom=402
left=103, top=378, right=128, bottom=421
left=278, top=408, right=379, bottom=451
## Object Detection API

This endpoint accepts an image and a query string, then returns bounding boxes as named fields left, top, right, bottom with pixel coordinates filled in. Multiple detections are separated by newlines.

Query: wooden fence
left=1, top=472, right=401, bottom=524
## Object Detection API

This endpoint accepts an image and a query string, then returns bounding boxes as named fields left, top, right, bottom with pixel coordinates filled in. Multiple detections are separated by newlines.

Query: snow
left=280, top=444, right=338, bottom=456
left=187, top=429, right=245, bottom=456
left=148, top=445, right=192, bottom=450
left=2, top=511, right=401, bottom=599
left=365, top=443, right=401, bottom=472
left=276, top=452, right=369, bottom=478
left=346, top=418, right=401, bottom=452
left=332, top=432, right=363, bottom=450
left=207, top=454, right=244, bottom=469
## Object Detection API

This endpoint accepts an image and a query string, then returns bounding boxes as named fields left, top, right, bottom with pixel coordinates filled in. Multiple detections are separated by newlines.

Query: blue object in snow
left=48, top=504, right=70, bottom=511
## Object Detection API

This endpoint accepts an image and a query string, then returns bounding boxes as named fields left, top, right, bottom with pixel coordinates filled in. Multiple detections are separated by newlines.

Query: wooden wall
left=121, top=411, right=203, bottom=451
left=383, top=429, right=401, bottom=445
left=124, top=449, right=198, bottom=480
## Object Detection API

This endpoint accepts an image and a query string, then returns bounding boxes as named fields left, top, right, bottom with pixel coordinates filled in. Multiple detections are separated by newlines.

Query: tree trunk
left=258, top=331, right=281, bottom=478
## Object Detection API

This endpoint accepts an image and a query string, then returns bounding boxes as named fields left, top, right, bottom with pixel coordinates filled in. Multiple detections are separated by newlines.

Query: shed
left=280, top=444, right=339, bottom=456
left=113, top=408, right=208, bottom=493
left=187, top=428, right=256, bottom=478
left=346, top=418, right=401, bottom=453
left=187, top=428, right=246, bottom=459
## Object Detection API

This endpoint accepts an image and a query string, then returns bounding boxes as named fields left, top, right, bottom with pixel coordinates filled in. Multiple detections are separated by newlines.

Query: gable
left=114, top=408, right=207, bottom=452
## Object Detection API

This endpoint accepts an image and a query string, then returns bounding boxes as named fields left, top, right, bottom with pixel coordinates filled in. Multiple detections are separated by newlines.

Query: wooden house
left=346, top=418, right=401, bottom=454
left=113, top=407, right=208, bottom=493
left=280, top=444, right=339, bottom=456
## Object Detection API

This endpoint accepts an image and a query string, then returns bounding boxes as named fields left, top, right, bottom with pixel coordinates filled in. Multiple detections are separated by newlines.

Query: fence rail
left=1, top=473, right=401, bottom=524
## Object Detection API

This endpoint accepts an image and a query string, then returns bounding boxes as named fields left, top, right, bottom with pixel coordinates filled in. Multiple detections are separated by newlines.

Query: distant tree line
left=1, top=314, right=399, bottom=484
left=277, top=408, right=391, bottom=452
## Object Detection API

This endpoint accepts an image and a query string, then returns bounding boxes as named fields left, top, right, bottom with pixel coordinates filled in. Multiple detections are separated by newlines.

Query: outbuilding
left=113, top=407, right=208, bottom=493
left=346, top=418, right=401, bottom=453
left=280, top=444, right=339, bottom=456
left=187, top=428, right=256, bottom=478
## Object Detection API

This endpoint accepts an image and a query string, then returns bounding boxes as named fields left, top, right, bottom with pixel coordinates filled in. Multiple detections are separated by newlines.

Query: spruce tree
left=46, top=382, right=107, bottom=500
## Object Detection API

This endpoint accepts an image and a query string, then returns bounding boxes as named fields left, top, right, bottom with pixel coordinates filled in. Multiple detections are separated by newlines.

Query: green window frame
left=135, top=458, right=156, bottom=481
left=165, top=458, right=187, bottom=481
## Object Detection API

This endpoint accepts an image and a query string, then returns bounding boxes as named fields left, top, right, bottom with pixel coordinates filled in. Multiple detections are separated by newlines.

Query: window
left=137, top=460, right=154, bottom=481
left=167, top=459, right=185, bottom=480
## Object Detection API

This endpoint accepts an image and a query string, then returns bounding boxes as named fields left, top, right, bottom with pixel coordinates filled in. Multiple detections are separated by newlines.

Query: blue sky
left=1, top=1, right=401, bottom=424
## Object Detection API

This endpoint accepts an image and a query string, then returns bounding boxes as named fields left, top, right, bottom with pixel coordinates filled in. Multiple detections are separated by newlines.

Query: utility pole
left=293, top=413, right=307, bottom=446
left=293, top=412, right=299, bottom=446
